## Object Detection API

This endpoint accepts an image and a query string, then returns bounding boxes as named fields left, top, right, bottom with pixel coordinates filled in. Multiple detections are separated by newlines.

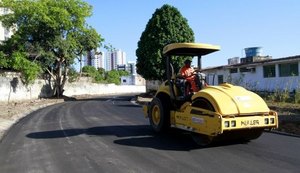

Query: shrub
left=295, top=89, right=300, bottom=104
left=106, top=70, right=120, bottom=85
left=11, top=52, right=41, bottom=85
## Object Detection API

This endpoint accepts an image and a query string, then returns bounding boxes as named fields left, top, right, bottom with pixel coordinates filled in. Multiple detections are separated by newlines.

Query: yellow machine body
left=170, top=83, right=278, bottom=136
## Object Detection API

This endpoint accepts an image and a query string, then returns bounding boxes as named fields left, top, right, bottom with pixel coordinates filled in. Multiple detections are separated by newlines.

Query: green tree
left=118, top=70, right=130, bottom=77
left=82, top=65, right=105, bottom=83
left=97, top=67, right=106, bottom=79
left=0, top=0, right=103, bottom=96
left=0, top=51, right=9, bottom=69
left=136, top=4, right=195, bottom=80
left=76, top=28, right=104, bottom=76
left=82, top=66, right=98, bottom=76
left=11, top=52, right=41, bottom=85
left=106, top=70, right=121, bottom=85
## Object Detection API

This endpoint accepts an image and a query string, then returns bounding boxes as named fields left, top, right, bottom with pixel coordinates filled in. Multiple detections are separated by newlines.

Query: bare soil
left=266, top=101, right=300, bottom=136
left=0, top=98, right=64, bottom=120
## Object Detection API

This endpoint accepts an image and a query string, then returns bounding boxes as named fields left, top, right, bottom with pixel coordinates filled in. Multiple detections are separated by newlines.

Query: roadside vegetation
left=263, top=89, right=300, bottom=104
left=81, top=66, right=129, bottom=85
left=264, top=91, right=300, bottom=135
left=261, top=90, right=300, bottom=115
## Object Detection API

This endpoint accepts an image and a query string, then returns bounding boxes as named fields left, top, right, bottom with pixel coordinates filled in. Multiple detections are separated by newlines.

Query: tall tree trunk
left=79, top=55, right=83, bottom=77
left=61, top=64, right=68, bottom=95
left=53, top=58, right=66, bottom=98
left=55, top=60, right=62, bottom=97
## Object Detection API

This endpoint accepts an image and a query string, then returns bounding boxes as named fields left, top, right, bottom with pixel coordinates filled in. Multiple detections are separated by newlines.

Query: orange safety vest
left=180, top=66, right=199, bottom=92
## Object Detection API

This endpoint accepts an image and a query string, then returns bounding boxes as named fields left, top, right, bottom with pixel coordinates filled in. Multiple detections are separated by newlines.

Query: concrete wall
left=146, top=80, right=162, bottom=92
left=63, top=77, right=145, bottom=96
left=0, top=73, right=146, bottom=103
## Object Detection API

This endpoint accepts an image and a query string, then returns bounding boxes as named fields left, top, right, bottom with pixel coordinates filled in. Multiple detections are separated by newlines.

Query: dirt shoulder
left=0, top=99, right=64, bottom=120
left=267, top=101, right=300, bottom=136
left=0, top=98, right=65, bottom=139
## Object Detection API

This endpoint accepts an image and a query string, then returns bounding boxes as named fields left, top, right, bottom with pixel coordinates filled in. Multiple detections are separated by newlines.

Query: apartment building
left=85, top=49, right=105, bottom=69
left=106, top=49, right=126, bottom=71
left=0, top=7, right=14, bottom=42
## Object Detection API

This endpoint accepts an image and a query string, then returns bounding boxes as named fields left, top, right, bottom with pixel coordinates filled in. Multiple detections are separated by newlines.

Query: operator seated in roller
left=179, top=59, right=207, bottom=95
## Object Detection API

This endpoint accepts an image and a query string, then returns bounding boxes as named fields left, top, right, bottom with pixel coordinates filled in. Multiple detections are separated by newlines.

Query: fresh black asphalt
left=0, top=94, right=299, bottom=173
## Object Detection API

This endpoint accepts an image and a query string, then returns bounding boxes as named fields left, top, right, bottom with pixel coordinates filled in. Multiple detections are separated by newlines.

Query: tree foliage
left=136, top=4, right=195, bottom=80
left=0, top=51, right=41, bottom=84
left=82, top=65, right=129, bottom=85
left=11, top=52, right=41, bottom=85
left=0, top=52, right=9, bottom=69
left=0, top=0, right=103, bottom=96
left=106, top=70, right=121, bottom=85
left=82, top=65, right=103, bottom=82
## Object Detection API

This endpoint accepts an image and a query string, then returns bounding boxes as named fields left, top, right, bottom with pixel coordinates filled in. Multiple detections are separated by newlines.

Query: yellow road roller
left=143, top=43, right=278, bottom=146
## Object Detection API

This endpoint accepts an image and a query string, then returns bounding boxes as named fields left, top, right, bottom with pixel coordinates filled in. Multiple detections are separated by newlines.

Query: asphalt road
left=0, top=94, right=299, bottom=173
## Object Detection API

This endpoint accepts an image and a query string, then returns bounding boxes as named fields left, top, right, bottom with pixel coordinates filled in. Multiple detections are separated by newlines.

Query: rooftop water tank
left=228, top=57, right=240, bottom=65
left=244, top=47, right=262, bottom=57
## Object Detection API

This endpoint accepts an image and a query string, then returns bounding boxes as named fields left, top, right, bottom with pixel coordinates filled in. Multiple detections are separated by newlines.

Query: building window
left=279, top=63, right=299, bottom=77
left=263, top=65, right=276, bottom=78
left=229, top=68, right=238, bottom=73
left=240, top=67, right=251, bottom=72
left=218, top=75, right=223, bottom=84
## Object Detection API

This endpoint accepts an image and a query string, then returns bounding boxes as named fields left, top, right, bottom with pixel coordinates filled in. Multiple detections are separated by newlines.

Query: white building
left=92, top=52, right=105, bottom=69
left=106, top=49, right=126, bottom=71
left=84, top=50, right=105, bottom=69
left=121, top=74, right=145, bottom=86
left=0, top=7, right=14, bottom=42
left=202, top=55, right=300, bottom=92
left=127, top=61, right=137, bottom=75
left=119, top=61, right=145, bottom=85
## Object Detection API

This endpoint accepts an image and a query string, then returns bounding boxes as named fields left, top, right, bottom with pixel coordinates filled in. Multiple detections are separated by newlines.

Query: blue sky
left=84, top=0, right=300, bottom=68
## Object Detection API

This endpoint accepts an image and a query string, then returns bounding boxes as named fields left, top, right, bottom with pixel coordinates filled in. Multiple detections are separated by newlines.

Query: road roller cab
left=143, top=43, right=278, bottom=146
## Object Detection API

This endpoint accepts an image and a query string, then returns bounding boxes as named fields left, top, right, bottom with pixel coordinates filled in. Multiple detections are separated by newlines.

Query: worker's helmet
left=184, top=59, right=192, bottom=64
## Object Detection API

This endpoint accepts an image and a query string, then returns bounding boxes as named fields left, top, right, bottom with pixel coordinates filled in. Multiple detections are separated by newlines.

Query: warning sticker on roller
left=192, top=117, right=205, bottom=124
